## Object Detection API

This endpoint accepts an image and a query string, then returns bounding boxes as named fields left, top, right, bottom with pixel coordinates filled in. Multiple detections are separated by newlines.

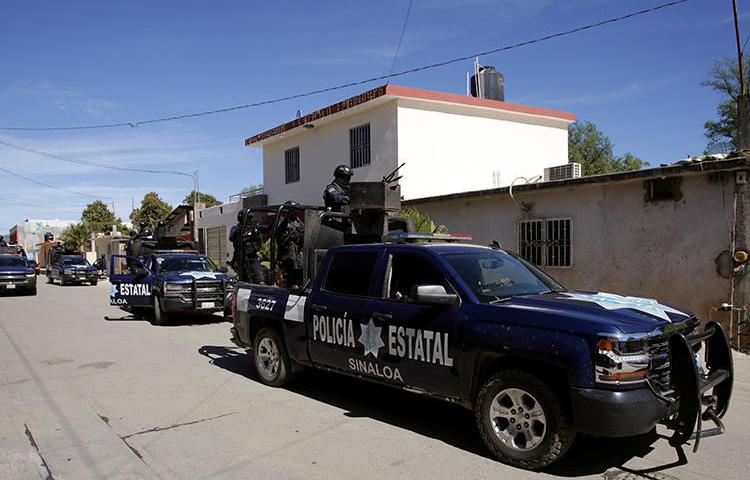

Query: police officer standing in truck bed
left=323, top=165, right=353, bottom=212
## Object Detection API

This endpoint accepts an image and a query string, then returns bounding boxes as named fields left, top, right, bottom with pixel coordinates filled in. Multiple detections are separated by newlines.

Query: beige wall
left=408, top=169, right=749, bottom=324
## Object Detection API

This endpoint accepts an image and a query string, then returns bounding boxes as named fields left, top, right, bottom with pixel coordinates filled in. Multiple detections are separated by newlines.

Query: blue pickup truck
left=230, top=237, right=734, bottom=469
left=110, top=252, right=232, bottom=325
left=0, top=254, right=37, bottom=295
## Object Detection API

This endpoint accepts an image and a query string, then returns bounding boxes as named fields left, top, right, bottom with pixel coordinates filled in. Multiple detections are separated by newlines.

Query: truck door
left=368, top=249, right=463, bottom=397
left=109, top=254, right=152, bottom=308
left=306, top=250, right=380, bottom=371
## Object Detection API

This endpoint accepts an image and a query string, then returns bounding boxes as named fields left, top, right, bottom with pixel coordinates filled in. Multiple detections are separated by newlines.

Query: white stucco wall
left=396, top=101, right=570, bottom=200
left=407, top=170, right=748, bottom=327
left=262, top=102, right=399, bottom=206
left=259, top=98, right=571, bottom=205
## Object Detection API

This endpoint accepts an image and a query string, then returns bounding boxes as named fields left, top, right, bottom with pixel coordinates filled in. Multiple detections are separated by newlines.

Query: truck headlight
left=64, top=269, right=73, bottom=275
left=595, top=339, right=650, bottom=384
left=164, top=283, right=190, bottom=296
left=25, top=273, right=36, bottom=278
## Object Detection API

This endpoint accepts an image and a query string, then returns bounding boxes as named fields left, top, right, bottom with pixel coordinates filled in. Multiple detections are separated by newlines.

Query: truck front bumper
left=161, top=296, right=223, bottom=314
left=62, top=272, right=97, bottom=283
left=570, top=387, right=670, bottom=437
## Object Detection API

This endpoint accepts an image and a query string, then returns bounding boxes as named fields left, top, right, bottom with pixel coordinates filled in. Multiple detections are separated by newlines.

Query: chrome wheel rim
left=257, top=337, right=280, bottom=381
left=489, top=388, right=546, bottom=451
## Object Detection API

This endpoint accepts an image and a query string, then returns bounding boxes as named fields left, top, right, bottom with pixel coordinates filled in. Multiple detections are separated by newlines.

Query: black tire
left=152, top=295, right=169, bottom=325
left=253, top=327, right=293, bottom=387
left=27, top=287, right=37, bottom=296
left=475, top=369, right=575, bottom=470
left=46, top=274, right=53, bottom=284
left=91, top=280, right=98, bottom=286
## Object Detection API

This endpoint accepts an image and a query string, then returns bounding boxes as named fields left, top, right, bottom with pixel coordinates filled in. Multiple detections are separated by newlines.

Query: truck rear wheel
left=475, top=370, right=574, bottom=470
left=253, top=327, right=293, bottom=387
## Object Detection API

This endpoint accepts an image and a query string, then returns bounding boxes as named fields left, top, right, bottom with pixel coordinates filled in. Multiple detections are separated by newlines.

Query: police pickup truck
left=0, top=254, right=37, bottom=295
left=109, top=252, right=231, bottom=325
left=230, top=233, right=734, bottom=469
left=47, top=254, right=98, bottom=286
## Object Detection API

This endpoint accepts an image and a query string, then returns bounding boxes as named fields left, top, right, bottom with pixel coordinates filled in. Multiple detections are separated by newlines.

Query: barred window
left=285, top=147, right=300, bottom=184
left=517, top=218, right=571, bottom=267
left=349, top=123, right=371, bottom=168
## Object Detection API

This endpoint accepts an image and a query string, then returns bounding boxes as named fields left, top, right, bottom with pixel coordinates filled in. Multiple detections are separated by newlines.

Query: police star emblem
left=561, top=292, right=688, bottom=322
left=110, top=284, right=118, bottom=297
left=358, top=319, right=385, bottom=358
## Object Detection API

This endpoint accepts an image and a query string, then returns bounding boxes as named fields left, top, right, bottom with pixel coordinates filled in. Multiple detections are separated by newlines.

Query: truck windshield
left=62, top=257, right=88, bottom=266
left=158, top=256, right=217, bottom=273
left=442, top=250, right=564, bottom=303
left=0, top=257, right=27, bottom=267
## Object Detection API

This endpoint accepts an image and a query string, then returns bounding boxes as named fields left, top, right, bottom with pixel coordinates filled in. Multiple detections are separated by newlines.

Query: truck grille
left=646, top=321, right=697, bottom=396
left=0, top=274, right=26, bottom=283
left=195, top=281, right=225, bottom=302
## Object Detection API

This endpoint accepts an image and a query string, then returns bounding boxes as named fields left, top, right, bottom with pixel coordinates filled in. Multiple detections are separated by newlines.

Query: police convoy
left=2, top=168, right=736, bottom=470
left=225, top=166, right=735, bottom=470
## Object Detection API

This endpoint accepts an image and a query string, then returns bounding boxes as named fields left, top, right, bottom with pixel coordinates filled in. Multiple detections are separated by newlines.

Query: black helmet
left=237, top=208, right=248, bottom=222
left=334, top=165, right=353, bottom=180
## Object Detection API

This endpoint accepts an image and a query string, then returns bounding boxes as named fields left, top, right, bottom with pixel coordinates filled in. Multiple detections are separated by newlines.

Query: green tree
left=130, top=192, right=172, bottom=231
left=702, top=57, right=750, bottom=151
left=568, top=121, right=647, bottom=176
left=183, top=191, right=222, bottom=207
left=81, top=200, right=127, bottom=234
left=400, top=207, right=447, bottom=234
left=60, top=222, right=91, bottom=251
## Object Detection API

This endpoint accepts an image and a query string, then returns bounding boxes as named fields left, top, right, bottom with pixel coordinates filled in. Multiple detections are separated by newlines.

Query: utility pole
left=192, top=170, right=199, bottom=242
left=733, top=0, right=750, bottom=150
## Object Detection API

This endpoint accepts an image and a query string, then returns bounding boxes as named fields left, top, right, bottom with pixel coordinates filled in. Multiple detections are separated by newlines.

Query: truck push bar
left=666, top=321, right=733, bottom=452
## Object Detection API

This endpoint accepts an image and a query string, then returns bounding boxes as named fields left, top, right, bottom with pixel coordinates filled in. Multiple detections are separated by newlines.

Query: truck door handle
left=372, top=312, right=393, bottom=321
left=311, top=303, right=327, bottom=313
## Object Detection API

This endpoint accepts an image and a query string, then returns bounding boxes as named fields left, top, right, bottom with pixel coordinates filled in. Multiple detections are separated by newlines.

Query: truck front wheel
left=475, top=370, right=574, bottom=470
left=253, top=327, right=293, bottom=387
left=152, top=295, right=169, bottom=325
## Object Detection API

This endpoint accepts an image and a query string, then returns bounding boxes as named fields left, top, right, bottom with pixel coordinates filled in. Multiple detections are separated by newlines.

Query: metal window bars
left=517, top=218, right=571, bottom=267
left=349, top=124, right=371, bottom=168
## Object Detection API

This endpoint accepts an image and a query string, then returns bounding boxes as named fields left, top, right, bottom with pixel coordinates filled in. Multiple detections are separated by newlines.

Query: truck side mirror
left=412, top=285, right=459, bottom=307
left=218, top=266, right=229, bottom=273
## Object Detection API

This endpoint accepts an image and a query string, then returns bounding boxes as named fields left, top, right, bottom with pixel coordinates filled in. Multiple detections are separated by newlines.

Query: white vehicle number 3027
left=255, top=297, right=277, bottom=311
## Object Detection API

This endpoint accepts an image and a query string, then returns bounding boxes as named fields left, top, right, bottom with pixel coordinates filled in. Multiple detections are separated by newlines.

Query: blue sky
left=0, top=0, right=742, bottom=233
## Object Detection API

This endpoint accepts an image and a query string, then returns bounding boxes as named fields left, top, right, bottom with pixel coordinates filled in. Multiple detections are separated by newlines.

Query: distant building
left=245, top=84, right=575, bottom=206
left=9, top=219, right=76, bottom=259
left=406, top=157, right=750, bottom=351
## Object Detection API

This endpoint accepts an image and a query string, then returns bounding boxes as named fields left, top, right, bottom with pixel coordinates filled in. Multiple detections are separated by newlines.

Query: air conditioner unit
left=544, top=163, right=581, bottom=182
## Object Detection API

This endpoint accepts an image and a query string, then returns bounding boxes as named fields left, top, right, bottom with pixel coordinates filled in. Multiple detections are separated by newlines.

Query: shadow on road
left=198, top=345, right=678, bottom=478
left=104, top=313, right=227, bottom=326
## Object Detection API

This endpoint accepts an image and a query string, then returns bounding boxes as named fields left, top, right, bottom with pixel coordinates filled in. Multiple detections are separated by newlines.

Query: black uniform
left=230, top=210, right=266, bottom=284
left=276, top=215, right=304, bottom=287
left=323, top=165, right=353, bottom=212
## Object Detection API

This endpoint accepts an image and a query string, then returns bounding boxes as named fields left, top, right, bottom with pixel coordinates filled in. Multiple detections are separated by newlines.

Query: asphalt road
left=1, top=280, right=749, bottom=480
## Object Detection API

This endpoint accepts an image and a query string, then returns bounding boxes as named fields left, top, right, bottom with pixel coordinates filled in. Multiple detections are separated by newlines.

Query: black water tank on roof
left=470, top=66, right=505, bottom=101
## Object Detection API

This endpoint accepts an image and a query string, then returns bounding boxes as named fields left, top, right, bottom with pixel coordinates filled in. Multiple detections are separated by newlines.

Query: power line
left=388, top=0, right=415, bottom=78
left=0, top=164, right=112, bottom=199
left=0, top=138, right=193, bottom=177
left=0, top=0, right=692, bottom=132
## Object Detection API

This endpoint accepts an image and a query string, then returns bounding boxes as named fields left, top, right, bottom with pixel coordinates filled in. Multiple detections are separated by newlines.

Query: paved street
left=0, top=280, right=748, bottom=480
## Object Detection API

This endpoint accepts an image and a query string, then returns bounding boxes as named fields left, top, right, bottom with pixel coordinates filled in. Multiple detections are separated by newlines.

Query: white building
left=246, top=84, right=575, bottom=205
